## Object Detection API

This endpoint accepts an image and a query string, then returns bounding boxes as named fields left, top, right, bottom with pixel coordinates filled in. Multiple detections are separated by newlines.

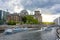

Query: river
left=0, top=27, right=58, bottom=40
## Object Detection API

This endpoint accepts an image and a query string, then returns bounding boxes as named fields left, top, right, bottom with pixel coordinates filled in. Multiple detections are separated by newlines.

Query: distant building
left=20, top=10, right=28, bottom=16
left=7, top=13, right=20, bottom=23
left=3, top=11, right=10, bottom=21
left=7, top=10, right=42, bottom=24
left=34, top=10, right=42, bottom=23
left=0, top=10, right=10, bottom=21
left=0, top=10, right=3, bottom=20
left=54, top=17, right=60, bottom=25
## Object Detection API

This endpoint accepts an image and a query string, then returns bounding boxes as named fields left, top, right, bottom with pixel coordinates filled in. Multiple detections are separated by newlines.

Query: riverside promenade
left=0, top=24, right=42, bottom=31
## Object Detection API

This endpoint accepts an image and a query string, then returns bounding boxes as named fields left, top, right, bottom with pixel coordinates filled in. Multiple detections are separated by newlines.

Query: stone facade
left=7, top=13, right=20, bottom=23
left=34, top=10, right=42, bottom=23
left=7, top=10, right=42, bottom=23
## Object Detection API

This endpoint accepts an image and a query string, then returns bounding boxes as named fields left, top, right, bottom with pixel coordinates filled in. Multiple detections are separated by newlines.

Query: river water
left=0, top=27, right=58, bottom=40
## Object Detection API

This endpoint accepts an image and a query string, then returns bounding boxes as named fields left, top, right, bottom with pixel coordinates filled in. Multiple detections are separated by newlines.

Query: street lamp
left=58, top=17, right=60, bottom=25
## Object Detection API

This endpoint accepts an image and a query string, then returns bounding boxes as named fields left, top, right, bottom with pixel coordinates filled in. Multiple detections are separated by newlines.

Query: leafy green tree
left=22, top=16, right=27, bottom=23
left=22, top=15, right=39, bottom=24
left=32, top=19, right=39, bottom=24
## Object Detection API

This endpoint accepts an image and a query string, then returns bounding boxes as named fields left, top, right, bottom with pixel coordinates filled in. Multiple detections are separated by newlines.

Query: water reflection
left=0, top=27, right=57, bottom=40
left=21, top=32, right=42, bottom=40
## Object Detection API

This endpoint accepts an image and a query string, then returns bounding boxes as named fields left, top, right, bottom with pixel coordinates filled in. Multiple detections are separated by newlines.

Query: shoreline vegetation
left=7, top=15, right=40, bottom=25
left=0, top=22, right=55, bottom=31
left=0, top=15, right=55, bottom=26
left=0, top=15, right=55, bottom=32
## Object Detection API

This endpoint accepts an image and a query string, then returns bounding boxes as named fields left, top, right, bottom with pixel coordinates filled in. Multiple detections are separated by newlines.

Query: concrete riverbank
left=0, top=24, right=42, bottom=31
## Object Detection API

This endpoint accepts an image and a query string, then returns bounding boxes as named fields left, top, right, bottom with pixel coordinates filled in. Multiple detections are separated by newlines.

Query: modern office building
left=0, top=10, right=3, bottom=20
left=3, top=11, right=10, bottom=21
left=54, top=17, right=60, bottom=25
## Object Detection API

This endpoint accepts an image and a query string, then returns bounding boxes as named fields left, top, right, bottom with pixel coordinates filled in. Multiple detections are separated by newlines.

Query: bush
left=42, top=22, right=55, bottom=25
left=7, top=20, right=16, bottom=25
left=0, top=20, right=4, bottom=25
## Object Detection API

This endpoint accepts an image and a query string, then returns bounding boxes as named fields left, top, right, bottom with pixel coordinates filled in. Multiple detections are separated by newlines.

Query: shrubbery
left=42, top=22, right=55, bottom=25
left=0, top=20, right=4, bottom=25
left=7, top=20, right=16, bottom=25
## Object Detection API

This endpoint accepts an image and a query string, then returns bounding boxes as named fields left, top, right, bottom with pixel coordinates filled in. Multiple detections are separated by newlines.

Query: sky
left=0, top=0, right=60, bottom=22
left=42, top=14, right=60, bottom=22
left=0, top=0, right=60, bottom=14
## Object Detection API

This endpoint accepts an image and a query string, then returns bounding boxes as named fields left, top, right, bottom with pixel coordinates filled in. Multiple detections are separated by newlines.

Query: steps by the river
left=0, top=27, right=6, bottom=33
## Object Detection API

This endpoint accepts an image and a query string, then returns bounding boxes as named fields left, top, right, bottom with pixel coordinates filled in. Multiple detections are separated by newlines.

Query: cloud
left=21, top=0, right=60, bottom=9
left=49, top=4, right=60, bottom=13
left=14, top=6, right=24, bottom=13
left=0, top=0, right=60, bottom=14
left=0, top=0, right=23, bottom=13
left=20, top=0, right=60, bottom=14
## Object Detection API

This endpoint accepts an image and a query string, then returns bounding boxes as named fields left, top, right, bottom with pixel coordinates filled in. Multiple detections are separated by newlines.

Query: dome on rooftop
left=20, top=10, right=28, bottom=15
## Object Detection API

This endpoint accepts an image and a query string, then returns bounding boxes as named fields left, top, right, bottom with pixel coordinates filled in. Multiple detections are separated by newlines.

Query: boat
left=13, top=27, right=23, bottom=33
left=4, top=27, right=37, bottom=35
left=4, top=28, right=13, bottom=35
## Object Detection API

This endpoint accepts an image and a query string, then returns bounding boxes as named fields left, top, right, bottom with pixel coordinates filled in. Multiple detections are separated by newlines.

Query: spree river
left=0, top=27, right=58, bottom=40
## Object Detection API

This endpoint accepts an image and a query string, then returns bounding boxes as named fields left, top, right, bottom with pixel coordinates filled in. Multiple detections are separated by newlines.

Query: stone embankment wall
left=0, top=24, right=42, bottom=31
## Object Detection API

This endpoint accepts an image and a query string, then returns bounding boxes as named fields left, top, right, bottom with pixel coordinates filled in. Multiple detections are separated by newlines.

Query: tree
left=22, top=15, right=39, bottom=24
left=22, top=16, right=27, bottom=23
left=32, top=19, right=39, bottom=24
